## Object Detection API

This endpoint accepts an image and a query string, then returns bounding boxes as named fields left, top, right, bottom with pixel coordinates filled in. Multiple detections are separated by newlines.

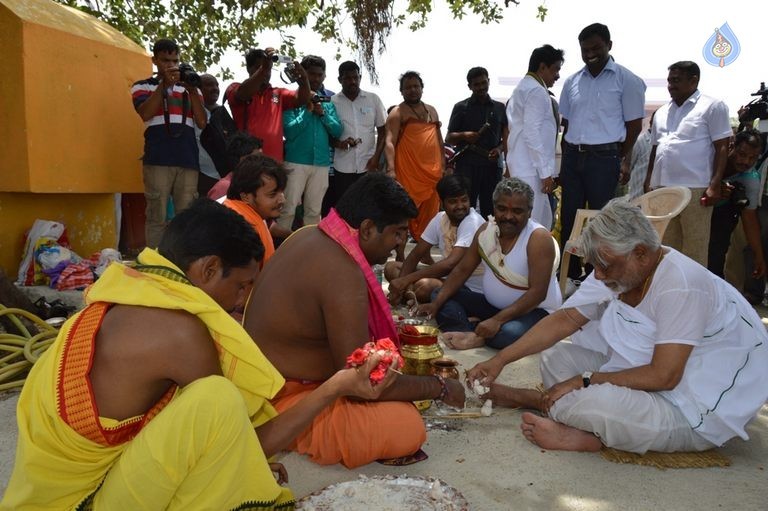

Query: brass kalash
left=398, top=321, right=447, bottom=412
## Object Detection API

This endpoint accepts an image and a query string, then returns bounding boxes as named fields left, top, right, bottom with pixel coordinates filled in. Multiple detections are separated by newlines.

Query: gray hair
left=580, top=199, right=660, bottom=267
left=492, top=177, right=534, bottom=210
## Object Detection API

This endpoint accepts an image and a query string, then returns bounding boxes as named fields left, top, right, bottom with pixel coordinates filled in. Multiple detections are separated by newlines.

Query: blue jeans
left=433, top=287, right=549, bottom=349
left=559, top=144, right=621, bottom=278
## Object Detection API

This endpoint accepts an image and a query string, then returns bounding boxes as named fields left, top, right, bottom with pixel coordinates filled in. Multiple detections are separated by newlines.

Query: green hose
left=0, top=304, right=59, bottom=391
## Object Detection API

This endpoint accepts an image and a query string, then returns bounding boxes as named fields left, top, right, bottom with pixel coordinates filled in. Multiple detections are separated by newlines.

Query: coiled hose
left=0, top=304, right=58, bottom=391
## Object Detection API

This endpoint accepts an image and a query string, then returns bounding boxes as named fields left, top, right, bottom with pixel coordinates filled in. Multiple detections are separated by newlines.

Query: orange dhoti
left=395, top=120, right=443, bottom=240
left=273, top=380, right=426, bottom=468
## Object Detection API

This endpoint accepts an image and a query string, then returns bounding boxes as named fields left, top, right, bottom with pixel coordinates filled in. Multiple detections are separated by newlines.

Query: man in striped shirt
left=131, top=39, right=207, bottom=248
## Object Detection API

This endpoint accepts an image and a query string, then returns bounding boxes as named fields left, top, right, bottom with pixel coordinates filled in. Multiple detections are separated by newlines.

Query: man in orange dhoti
left=385, top=71, right=445, bottom=242
left=244, top=174, right=466, bottom=469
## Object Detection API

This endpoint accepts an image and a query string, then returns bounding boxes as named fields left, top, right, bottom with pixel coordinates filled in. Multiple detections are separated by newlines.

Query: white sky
left=210, top=0, right=765, bottom=130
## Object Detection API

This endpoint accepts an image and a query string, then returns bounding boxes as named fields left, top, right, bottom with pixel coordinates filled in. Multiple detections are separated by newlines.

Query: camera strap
left=161, top=84, right=189, bottom=139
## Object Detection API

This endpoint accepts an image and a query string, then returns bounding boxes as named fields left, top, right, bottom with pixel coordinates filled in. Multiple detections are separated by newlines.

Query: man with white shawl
left=467, top=199, right=768, bottom=453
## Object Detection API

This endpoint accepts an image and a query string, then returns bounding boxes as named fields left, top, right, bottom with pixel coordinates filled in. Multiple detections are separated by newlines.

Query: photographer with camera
left=707, top=128, right=766, bottom=285
left=224, top=47, right=311, bottom=162
left=131, top=38, right=207, bottom=248
left=278, top=56, right=342, bottom=233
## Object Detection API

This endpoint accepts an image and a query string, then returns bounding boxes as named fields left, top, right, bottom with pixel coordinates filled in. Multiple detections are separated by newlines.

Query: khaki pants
left=143, top=165, right=198, bottom=248
left=277, top=162, right=329, bottom=230
left=661, top=186, right=712, bottom=267
left=541, top=342, right=714, bottom=453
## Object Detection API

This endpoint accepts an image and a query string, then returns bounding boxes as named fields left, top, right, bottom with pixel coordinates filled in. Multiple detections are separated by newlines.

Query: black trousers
left=454, top=163, right=502, bottom=219
left=707, top=203, right=740, bottom=279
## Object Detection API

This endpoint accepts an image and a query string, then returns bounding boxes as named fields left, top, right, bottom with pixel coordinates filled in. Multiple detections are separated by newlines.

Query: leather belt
left=565, top=141, right=621, bottom=153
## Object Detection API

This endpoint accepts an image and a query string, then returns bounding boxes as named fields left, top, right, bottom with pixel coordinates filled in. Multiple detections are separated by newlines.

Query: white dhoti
left=541, top=342, right=715, bottom=453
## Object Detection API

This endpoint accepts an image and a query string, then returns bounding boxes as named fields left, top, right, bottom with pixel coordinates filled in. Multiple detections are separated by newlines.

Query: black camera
left=741, top=82, right=768, bottom=124
left=178, top=63, right=202, bottom=88
left=724, top=180, right=750, bottom=210
left=312, top=94, right=331, bottom=103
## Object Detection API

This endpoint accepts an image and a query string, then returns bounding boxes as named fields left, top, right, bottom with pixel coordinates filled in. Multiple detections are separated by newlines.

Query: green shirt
left=283, top=102, right=342, bottom=166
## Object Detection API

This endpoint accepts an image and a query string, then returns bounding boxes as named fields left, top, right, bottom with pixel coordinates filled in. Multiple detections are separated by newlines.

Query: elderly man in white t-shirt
left=418, top=178, right=562, bottom=350
left=644, top=60, right=732, bottom=266
left=386, top=175, right=485, bottom=305
left=467, top=199, right=768, bottom=454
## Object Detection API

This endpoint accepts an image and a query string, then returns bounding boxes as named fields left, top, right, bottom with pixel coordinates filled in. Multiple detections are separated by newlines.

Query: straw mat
left=600, top=447, right=731, bottom=470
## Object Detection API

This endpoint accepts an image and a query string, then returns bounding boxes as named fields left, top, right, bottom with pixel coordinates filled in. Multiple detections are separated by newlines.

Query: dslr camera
left=178, top=63, right=202, bottom=88
left=741, top=82, right=768, bottom=131
left=312, top=94, right=331, bottom=103
left=723, top=180, right=750, bottom=210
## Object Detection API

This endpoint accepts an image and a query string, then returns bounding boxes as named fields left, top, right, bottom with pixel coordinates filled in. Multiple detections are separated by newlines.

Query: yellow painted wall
left=0, top=193, right=117, bottom=274
left=0, top=0, right=151, bottom=193
left=0, top=0, right=153, bottom=274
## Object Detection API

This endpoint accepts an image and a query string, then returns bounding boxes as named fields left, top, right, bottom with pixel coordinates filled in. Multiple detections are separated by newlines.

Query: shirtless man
left=2, top=199, right=395, bottom=510
left=245, top=173, right=465, bottom=468
left=385, top=71, right=445, bottom=247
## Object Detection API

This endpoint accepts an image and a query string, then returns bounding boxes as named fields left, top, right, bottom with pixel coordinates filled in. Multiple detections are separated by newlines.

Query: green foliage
left=54, top=0, right=548, bottom=82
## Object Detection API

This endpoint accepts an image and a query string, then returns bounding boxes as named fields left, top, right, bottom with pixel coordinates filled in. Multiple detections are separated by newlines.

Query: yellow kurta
left=1, top=249, right=294, bottom=510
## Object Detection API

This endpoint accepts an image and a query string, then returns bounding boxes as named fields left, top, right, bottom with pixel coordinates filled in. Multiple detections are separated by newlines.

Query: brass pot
left=430, top=358, right=460, bottom=380
left=400, top=326, right=443, bottom=376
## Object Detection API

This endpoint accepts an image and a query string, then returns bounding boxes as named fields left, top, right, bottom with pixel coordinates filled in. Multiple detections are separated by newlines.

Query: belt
left=565, top=141, right=621, bottom=153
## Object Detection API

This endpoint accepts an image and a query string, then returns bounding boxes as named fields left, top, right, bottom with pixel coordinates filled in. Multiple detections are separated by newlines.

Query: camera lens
left=270, top=55, right=279, bottom=63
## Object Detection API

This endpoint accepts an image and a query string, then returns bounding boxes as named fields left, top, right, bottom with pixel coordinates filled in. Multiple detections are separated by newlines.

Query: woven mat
left=600, top=447, right=731, bottom=469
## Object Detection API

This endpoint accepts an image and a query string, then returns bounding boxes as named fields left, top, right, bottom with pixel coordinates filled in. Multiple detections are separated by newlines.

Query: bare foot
left=519, top=412, right=602, bottom=452
left=442, top=331, right=484, bottom=350
left=487, top=384, right=545, bottom=410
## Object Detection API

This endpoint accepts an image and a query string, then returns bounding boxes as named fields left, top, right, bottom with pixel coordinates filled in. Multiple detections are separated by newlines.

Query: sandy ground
left=2, top=286, right=767, bottom=508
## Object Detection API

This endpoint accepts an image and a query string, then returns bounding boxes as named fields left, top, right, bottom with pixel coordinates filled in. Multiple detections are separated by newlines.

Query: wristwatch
left=582, top=371, right=593, bottom=388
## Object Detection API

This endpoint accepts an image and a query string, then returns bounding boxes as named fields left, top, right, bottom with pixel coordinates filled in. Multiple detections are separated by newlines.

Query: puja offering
left=430, top=358, right=461, bottom=380
left=345, top=338, right=403, bottom=385
left=296, top=474, right=470, bottom=510
left=399, top=325, right=443, bottom=376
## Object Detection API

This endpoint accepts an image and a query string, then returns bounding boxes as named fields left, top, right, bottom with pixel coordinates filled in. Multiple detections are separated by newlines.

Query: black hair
left=158, top=199, right=264, bottom=275
left=466, top=67, right=488, bottom=84
left=578, top=23, right=611, bottom=44
left=528, top=45, right=565, bottom=73
left=436, top=174, right=471, bottom=202
left=399, top=70, right=424, bottom=90
left=335, top=173, right=417, bottom=231
left=152, top=38, right=179, bottom=56
left=227, top=154, right=287, bottom=199
left=225, top=132, right=263, bottom=173
left=734, top=128, right=765, bottom=151
left=301, top=55, right=326, bottom=71
left=668, top=61, right=701, bottom=80
left=338, top=61, right=360, bottom=77
left=245, top=48, right=269, bottom=69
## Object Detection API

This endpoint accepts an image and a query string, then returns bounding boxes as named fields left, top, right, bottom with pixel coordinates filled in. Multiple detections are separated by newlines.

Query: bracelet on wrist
left=433, top=374, right=448, bottom=401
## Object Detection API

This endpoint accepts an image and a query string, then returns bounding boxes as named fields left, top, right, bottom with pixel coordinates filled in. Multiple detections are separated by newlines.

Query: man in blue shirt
left=278, top=55, right=343, bottom=232
left=558, top=23, right=646, bottom=280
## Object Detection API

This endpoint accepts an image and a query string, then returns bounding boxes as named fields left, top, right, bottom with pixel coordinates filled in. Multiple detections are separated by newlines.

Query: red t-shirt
left=225, top=83, right=298, bottom=161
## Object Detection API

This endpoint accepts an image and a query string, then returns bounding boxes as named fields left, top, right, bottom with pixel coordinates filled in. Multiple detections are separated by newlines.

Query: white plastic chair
left=558, top=187, right=692, bottom=295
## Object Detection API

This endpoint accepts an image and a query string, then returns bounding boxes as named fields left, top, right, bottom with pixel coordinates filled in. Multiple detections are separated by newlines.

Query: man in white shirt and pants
left=644, top=60, right=731, bottom=267
left=506, top=44, right=565, bottom=230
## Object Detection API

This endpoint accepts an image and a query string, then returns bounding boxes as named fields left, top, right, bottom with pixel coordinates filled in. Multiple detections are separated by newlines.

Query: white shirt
left=506, top=75, right=558, bottom=179
left=559, top=59, right=646, bottom=145
left=331, top=90, right=386, bottom=174
left=421, top=209, right=485, bottom=293
left=650, top=90, right=732, bottom=188
left=567, top=249, right=768, bottom=445
left=481, top=220, right=562, bottom=312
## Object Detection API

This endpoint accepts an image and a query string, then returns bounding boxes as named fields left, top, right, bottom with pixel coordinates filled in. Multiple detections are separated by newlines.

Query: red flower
left=375, top=338, right=398, bottom=352
left=345, top=348, right=368, bottom=368
left=369, top=366, right=388, bottom=384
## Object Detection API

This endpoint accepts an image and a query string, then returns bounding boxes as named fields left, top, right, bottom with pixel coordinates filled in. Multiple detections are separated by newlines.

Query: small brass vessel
left=430, top=358, right=461, bottom=380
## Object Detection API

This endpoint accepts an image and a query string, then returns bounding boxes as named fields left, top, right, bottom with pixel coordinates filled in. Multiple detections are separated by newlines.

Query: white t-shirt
left=569, top=249, right=768, bottom=445
left=650, top=90, right=732, bottom=188
left=421, top=209, right=485, bottom=293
